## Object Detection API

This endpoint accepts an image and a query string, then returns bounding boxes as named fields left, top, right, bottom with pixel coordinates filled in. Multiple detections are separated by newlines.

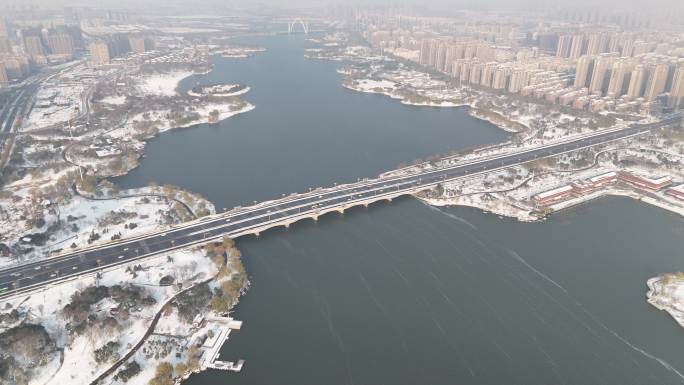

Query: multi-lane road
left=0, top=66, right=82, bottom=169
left=0, top=114, right=681, bottom=298
left=0, top=84, right=38, bottom=153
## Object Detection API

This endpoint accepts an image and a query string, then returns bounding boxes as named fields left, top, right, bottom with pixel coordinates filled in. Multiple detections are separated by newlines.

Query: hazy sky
left=1, top=0, right=682, bottom=13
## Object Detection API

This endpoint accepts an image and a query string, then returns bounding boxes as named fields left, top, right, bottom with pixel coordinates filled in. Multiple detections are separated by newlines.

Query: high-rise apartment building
left=1, top=56, right=30, bottom=78
left=606, top=60, right=633, bottom=97
left=480, top=63, right=497, bottom=88
left=556, top=35, right=571, bottom=57
left=48, top=33, right=74, bottom=57
left=419, top=39, right=431, bottom=66
left=435, top=42, right=447, bottom=72
left=508, top=70, right=527, bottom=93
left=621, top=39, right=635, bottom=57
left=643, top=63, right=669, bottom=101
left=469, top=62, right=482, bottom=85
left=0, top=19, right=7, bottom=38
left=492, top=68, right=508, bottom=89
left=627, top=65, right=647, bottom=99
left=128, top=35, right=146, bottom=54
left=574, top=55, right=594, bottom=88
left=0, top=63, right=8, bottom=86
left=89, top=40, right=110, bottom=64
left=667, top=65, right=684, bottom=109
left=585, top=34, right=603, bottom=55
left=569, top=35, right=584, bottom=59
left=588, top=54, right=615, bottom=95
left=0, top=37, right=11, bottom=54
left=23, top=34, right=45, bottom=59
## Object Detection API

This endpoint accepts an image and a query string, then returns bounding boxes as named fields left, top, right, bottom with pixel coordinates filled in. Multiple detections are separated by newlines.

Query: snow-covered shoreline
left=647, top=275, right=684, bottom=329
left=341, top=81, right=468, bottom=109
left=136, top=71, right=195, bottom=97
left=187, top=85, right=251, bottom=98
left=135, top=103, right=255, bottom=137
left=1, top=57, right=256, bottom=385
left=342, top=79, right=528, bottom=134
left=419, top=183, right=684, bottom=224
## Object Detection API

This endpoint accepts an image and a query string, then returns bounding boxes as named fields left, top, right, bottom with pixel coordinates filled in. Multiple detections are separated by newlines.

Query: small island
left=188, top=83, right=250, bottom=98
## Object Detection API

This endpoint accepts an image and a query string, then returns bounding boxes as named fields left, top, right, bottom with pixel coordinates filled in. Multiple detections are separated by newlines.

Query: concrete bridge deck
left=0, top=114, right=680, bottom=299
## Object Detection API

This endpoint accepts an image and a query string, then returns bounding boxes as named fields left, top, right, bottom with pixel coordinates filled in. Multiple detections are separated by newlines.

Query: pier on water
left=200, top=316, right=245, bottom=373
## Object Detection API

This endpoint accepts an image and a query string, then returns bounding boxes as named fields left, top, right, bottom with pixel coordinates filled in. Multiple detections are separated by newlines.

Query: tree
left=210, top=295, right=230, bottom=314
left=208, top=109, right=220, bottom=123
left=221, top=280, right=239, bottom=301
left=174, top=362, right=188, bottom=377
left=187, top=346, right=200, bottom=371
left=149, top=362, right=174, bottom=385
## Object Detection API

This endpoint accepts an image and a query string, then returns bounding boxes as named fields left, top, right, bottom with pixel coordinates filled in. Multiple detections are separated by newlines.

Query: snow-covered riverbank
left=1, top=247, right=218, bottom=385
left=0, top=48, right=255, bottom=385
left=647, top=275, right=684, bottom=329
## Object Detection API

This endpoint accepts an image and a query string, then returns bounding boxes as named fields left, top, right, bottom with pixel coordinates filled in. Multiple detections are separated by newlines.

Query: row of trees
left=207, top=238, right=248, bottom=314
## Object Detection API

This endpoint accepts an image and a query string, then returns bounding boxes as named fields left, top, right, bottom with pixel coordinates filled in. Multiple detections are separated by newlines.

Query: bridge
left=0, top=115, right=681, bottom=299
left=287, top=19, right=310, bottom=34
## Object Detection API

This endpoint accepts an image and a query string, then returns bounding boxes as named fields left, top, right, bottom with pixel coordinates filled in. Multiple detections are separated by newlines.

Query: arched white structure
left=288, top=19, right=310, bottom=34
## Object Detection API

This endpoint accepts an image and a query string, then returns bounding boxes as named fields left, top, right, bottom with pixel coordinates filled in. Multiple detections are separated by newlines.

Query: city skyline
left=2, top=3, right=684, bottom=385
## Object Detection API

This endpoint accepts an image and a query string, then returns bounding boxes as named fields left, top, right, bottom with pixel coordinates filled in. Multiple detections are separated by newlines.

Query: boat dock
left=198, top=316, right=245, bottom=373
left=206, top=359, right=245, bottom=372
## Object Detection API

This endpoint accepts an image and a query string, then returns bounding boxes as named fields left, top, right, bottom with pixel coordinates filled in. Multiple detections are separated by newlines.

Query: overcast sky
left=1, top=0, right=682, bottom=13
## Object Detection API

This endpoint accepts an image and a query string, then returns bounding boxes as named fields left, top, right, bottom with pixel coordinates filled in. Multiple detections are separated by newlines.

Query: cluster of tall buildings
left=17, top=26, right=83, bottom=63
left=572, top=53, right=684, bottom=109
left=553, top=32, right=677, bottom=60
left=0, top=15, right=155, bottom=85
left=415, top=37, right=576, bottom=99
left=363, top=19, right=684, bottom=115
left=0, top=18, right=84, bottom=85
left=88, top=34, right=154, bottom=65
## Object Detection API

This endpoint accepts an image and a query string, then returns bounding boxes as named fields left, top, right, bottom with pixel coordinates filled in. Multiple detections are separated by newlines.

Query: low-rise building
left=665, top=184, right=684, bottom=201
left=571, top=180, right=596, bottom=194
left=618, top=171, right=672, bottom=191
left=533, top=184, right=575, bottom=205
left=587, top=171, right=618, bottom=187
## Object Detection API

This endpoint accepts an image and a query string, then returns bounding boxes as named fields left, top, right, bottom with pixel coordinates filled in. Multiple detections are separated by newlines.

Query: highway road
left=0, top=114, right=681, bottom=298
left=0, top=67, right=75, bottom=170
left=0, top=86, right=34, bottom=145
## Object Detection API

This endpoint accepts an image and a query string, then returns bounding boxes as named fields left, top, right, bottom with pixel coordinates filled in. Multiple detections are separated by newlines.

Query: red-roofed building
left=618, top=172, right=673, bottom=191
left=666, top=184, right=684, bottom=201
left=571, top=180, right=596, bottom=194
left=533, top=185, right=575, bottom=205
left=587, top=171, right=618, bottom=188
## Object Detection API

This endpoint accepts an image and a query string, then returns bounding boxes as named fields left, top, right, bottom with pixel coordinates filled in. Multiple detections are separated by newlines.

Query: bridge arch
left=288, top=19, right=309, bottom=34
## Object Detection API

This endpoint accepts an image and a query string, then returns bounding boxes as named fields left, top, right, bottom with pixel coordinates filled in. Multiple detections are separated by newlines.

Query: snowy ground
left=2, top=247, right=216, bottom=385
left=24, top=84, right=85, bottom=131
left=343, top=76, right=464, bottom=108
left=0, top=152, right=216, bottom=268
left=135, top=71, right=194, bottom=97
left=108, top=102, right=255, bottom=139
left=214, top=47, right=265, bottom=58
left=647, top=274, right=684, bottom=329
left=23, top=63, right=119, bottom=131
left=1, top=192, right=180, bottom=268
left=187, top=84, right=250, bottom=97
left=417, top=143, right=684, bottom=223
left=99, top=95, right=128, bottom=106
